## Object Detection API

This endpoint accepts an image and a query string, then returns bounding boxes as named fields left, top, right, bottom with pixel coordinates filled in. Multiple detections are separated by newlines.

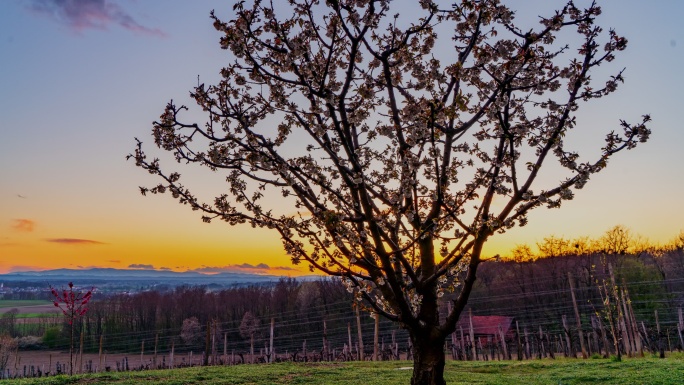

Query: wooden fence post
left=204, top=321, right=210, bottom=366
left=515, top=321, right=522, bottom=360
left=79, top=331, right=84, bottom=373
left=585, top=332, right=592, bottom=356
left=477, top=338, right=486, bottom=361
left=619, top=287, right=632, bottom=355
left=568, top=272, right=587, bottom=358
left=98, top=334, right=103, bottom=372
left=626, top=290, right=643, bottom=356
left=170, top=340, right=175, bottom=369
left=356, top=306, right=364, bottom=361
left=154, top=334, right=159, bottom=369
left=211, top=320, right=217, bottom=365
left=590, top=315, right=600, bottom=354
left=323, top=318, right=328, bottom=361
left=619, top=289, right=632, bottom=357
left=469, top=309, right=477, bottom=361
left=347, top=322, right=353, bottom=360
left=270, top=318, right=275, bottom=363
left=373, top=314, right=379, bottom=361
left=392, top=330, right=399, bottom=360
left=598, top=316, right=610, bottom=357
left=562, top=315, right=573, bottom=357
left=655, top=310, right=665, bottom=358
left=448, top=302, right=457, bottom=359
left=537, top=326, right=544, bottom=359
left=678, top=308, right=684, bottom=351
left=498, top=325, right=509, bottom=360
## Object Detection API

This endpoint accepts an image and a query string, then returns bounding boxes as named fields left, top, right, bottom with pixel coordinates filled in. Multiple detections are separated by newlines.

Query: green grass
left=0, top=300, right=52, bottom=309
left=2, top=355, right=683, bottom=385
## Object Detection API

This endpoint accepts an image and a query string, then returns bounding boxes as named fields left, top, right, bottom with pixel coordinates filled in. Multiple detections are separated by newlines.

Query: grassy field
left=0, top=300, right=51, bottom=309
left=3, top=355, right=683, bottom=385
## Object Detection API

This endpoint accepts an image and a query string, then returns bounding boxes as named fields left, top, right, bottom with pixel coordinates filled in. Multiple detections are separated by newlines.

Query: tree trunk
left=410, top=332, right=447, bottom=385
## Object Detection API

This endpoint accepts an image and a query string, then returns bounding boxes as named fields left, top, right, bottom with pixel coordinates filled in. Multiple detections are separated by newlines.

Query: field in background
left=0, top=301, right=52, bottom=310
left=0, top=301, right=55, bottom=315
left=3, top=356, right=683, bottom=385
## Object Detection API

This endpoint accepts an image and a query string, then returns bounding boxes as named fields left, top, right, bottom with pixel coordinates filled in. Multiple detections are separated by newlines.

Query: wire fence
left=1, top=271, right=683, bottom=379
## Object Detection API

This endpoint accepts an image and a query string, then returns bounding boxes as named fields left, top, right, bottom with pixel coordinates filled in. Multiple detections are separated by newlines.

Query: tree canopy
left=130, top=1, right=650, bottom=383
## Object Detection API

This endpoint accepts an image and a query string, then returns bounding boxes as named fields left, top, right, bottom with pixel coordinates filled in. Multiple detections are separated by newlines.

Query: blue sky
left=0, top=0, right=682, bottom=273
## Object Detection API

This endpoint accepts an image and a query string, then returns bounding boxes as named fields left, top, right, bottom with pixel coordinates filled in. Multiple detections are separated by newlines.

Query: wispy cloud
left=76, top=264, right=103, bottom=269
left=240, top=263, right=269, bottom=270
left=46, top=238, right=106, bottom=245
left=8, top=265, right=46, bottom=273
left=107, top=259, right=121, bottom=264
left=128, top=263, right=155, bottom=270
left=11, top=219, right=36, bottom=233
left=28, top=0, right=166, bottom=37
left=189, top=263, right=298, bottom=275
left=271, top=266, right=299, bottom=271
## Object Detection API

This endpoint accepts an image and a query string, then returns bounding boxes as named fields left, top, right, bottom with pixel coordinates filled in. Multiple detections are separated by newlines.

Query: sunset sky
left=1, top=0, right=682, bottom=275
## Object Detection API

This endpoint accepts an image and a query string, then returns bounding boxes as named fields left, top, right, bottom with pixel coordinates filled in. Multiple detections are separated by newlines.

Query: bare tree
left=0, top=309, right=18, bottom=337
left=180, top=317, right=202, bottom=347
left=130, top=1, right=650, bottom=383
left=239, top=311, right=260, bottom=363
left=537, top=235, right=572, bottom=258
left=0, top=334, right=17, bottom=376
left=598, top=225, right=633, bottom=255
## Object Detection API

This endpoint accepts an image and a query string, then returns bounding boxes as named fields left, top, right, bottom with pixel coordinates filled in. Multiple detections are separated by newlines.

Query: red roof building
left=455, top=315, right=516, bottom=343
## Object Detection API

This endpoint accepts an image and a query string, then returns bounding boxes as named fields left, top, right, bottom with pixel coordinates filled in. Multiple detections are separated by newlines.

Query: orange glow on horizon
left=1, top=208, right=680, bottom=275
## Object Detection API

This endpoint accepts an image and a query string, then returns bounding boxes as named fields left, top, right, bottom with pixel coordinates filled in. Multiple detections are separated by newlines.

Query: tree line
left=467, top=226, right=684, bottom=337
left=50, top=278, right=370, bottom=354
left=2, top=227, right=682, bottom=360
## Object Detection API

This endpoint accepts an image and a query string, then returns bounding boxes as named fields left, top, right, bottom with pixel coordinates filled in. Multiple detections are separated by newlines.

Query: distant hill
left=0, top=268, right=315, bottom=289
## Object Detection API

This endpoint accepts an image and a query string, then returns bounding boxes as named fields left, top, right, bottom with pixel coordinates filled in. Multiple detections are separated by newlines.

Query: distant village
left=0, top=268, right=292, bottom=301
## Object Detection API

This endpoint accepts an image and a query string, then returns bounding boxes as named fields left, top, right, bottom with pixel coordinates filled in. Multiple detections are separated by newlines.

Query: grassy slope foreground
left=3, top=356, right=683, bottom=385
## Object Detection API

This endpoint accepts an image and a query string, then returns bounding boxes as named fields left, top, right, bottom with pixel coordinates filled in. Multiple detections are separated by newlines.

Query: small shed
left=455, top=315, right=516, bottom=344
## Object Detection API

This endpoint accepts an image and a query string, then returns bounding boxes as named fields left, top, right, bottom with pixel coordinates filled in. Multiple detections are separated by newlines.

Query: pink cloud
left=128, top=263, right=155, bottom=270
left=46, top=238, right=106, bottom=245
left=11, top=219, right=36, bottom=232
left=189, top=263, right=299, bottom=275
left=29, top=0, right=166, bottom=37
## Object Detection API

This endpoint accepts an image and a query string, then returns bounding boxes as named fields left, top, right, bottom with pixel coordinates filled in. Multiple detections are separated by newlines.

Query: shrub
left=42, top=326, right=62, bottom=349
left=16, top=335, right=43, bottom=350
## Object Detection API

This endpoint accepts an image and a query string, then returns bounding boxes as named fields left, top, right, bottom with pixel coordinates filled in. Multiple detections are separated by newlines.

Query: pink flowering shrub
left=50, top=282, right=92, bottom=324
left=49, top=282, right=93, bottom=375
